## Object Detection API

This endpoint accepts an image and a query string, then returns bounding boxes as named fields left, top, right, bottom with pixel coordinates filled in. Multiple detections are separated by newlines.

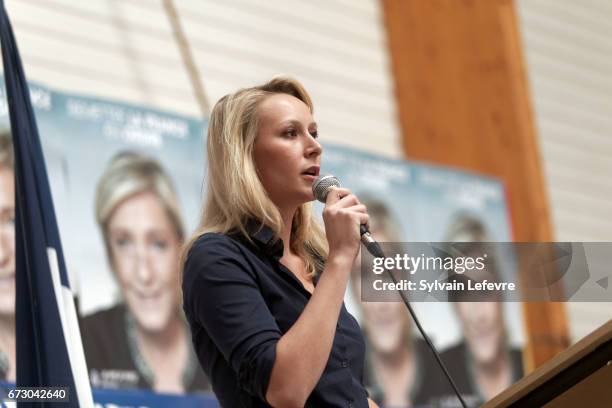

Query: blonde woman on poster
left=81, top=151, right=211, bottom=394
left=350, top=195, right=441, bottom=408
left=438, top=215, right=524, bottom=407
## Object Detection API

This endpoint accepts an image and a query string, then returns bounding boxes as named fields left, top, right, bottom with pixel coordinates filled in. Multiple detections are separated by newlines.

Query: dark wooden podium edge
left=484, top=319, right=612, bottom=407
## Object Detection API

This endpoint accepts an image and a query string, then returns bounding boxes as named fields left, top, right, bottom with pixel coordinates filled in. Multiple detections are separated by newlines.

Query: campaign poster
left=0, top=77, right=213, bottom=397
left=321, top=144, right=524, bottom=407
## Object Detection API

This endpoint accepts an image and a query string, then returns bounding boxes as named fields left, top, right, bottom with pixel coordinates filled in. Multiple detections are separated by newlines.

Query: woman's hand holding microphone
left=322, top=186, right=369, bottom=274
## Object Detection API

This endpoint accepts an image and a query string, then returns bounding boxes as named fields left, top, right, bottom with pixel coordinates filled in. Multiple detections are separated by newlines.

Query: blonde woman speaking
left=182, top=77, right=379, bottom=408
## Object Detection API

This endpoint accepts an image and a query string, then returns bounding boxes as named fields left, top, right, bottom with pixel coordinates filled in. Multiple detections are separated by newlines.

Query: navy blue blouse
left=182, top=223, right=369, bottom=407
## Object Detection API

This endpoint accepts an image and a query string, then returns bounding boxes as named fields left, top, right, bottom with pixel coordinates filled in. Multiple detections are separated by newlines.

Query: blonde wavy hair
left=182, top=76, right=328, bottom=277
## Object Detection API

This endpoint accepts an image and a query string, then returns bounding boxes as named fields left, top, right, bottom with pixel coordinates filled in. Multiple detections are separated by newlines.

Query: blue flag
left=0, top=1, right=93, bottom=406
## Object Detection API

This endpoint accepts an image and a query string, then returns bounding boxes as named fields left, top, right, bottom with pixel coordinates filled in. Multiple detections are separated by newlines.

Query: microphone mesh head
left=312, top=175, right=340, bottom=203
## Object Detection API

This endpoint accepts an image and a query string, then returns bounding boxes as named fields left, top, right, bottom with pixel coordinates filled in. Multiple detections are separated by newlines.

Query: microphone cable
left=364, top=239, right=468, bottom=408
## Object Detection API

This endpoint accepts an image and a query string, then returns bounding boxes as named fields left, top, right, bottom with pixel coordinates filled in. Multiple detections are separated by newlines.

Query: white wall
left=517, top=0, right=612, bottom=341
left=4, top=0, right=400, bottom=157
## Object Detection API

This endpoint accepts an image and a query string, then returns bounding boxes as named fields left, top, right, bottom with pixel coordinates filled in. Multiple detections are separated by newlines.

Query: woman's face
left=107, top=191, right=181, bottom=333
left=455, top=301, right=505, bottom=365
left=362, top=300, right=411, bottom=356
left=454, top=254, right=506, bottom=365
left=253, top=93, right=322, bottom=208
left=0, top=168, right=15, bottom=317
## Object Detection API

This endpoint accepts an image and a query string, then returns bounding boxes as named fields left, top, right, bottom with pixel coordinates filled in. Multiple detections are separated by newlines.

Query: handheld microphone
left=312, top=175, right=384, bottom=258
left=312, top=174, right=468, bottom=408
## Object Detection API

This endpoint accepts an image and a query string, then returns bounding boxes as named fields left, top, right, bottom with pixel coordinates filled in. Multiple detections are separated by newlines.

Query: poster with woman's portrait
left=2, top=77, right=525, bottom=406
left=321, top=144, right=524, bottom=408
left=0, top=77, right=212, bottom=397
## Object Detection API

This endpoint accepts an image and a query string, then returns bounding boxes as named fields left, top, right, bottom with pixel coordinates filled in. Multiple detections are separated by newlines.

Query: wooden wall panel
left=381, top=0, right=570, bottom=370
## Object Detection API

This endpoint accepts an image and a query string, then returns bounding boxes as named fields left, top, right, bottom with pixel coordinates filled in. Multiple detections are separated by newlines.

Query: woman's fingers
left=326, top=187, right=360, bottom=208
left=325, top=186, right=351, bottom=205
left=357, top=212, right=369, bottom=226
left=322, top=187, right=370, bottom=263
left=339, top=207, right=369, bottom=226
left=344, top=204, right=367, bottom=214
left=337, top=194, right=359, bottom=207
left=328, top=192, right=368, bottom=227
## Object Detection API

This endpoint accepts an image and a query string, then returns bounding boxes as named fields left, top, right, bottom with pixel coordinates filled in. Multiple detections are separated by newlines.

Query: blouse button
left=341, top=360, right=349, bottom=368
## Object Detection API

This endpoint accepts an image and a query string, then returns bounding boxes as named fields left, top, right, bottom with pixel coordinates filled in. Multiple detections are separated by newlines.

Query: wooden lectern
left=484, top=319, right=612, bottom=407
